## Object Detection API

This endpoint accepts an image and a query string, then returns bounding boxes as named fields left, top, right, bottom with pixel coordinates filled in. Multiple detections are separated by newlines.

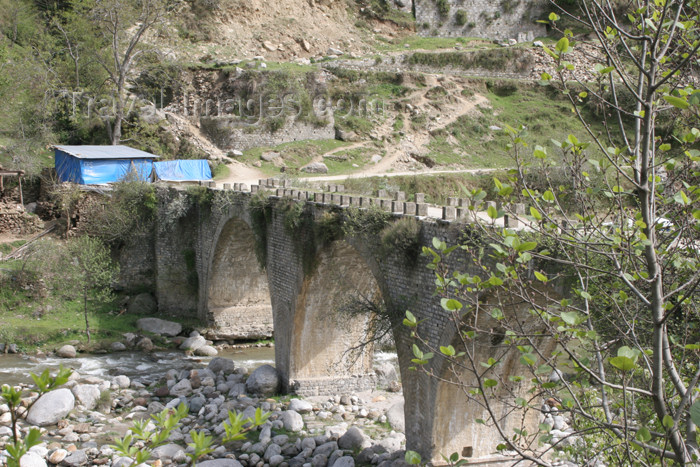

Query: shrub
left=380, top=217, right=422, bottom=265
left=455, top=9, right=468, bottom=26
left=436, top=0, right=450, bottom=17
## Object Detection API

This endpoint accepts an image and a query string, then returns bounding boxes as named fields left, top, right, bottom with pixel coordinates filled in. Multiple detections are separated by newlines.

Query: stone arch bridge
left=125, top=182, right=533, bottom=462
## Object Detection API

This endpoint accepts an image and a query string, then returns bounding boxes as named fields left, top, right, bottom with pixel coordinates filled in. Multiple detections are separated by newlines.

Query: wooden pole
left=18, top=176, right=23, bottom=205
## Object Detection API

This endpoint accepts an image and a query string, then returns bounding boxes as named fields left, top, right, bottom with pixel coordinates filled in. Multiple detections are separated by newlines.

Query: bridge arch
left=205, top=216, right=273, bottom=340
left=288, top=239, right=384, bottom=395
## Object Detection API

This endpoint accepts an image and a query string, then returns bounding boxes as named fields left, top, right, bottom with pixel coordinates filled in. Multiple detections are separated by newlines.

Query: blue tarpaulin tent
left=153, top=160, right=212, bottom=182
left=53, top=145, right=159, bottom=184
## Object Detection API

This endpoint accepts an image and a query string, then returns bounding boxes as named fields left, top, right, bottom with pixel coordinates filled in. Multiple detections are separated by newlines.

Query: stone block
left=331, top=194, right=340, bottom=204
left=340, top=195, right=350, bottom=206
left=443, top=206, right=456, bottom=221
left=336, top=185, right=345, bottom=193
left=484, top=201, right=497, bottom=211
left=350, top=197, right=361, bottom=206
left=259, top=179, right=266, bottom=187
left=223, top=183, right=231, bottom=190
left=403, top=202, right=416, bottom=215
left=416, top=204, right=428, bottom=216
left=233, top=183, right=240, bottom=190
left=240, top=184, right=248, bottom=192
left=276, top=189, right=284, bottom=197
left=391, top=201, right=402, bottom=213
left=447, top=197, right=458, bottom=207
left=381, top=199, right=392, bottom=212
left=359, top=197, right=370, bottom=207
left=251, top=185, right=259, bottom=193
left=394, top=191, right=406, bottom=202
left=314, top=192, right=323, bottom=202
left=378, top=189, right=388, bottom=198
left=415, top=193, right=425, bottom=203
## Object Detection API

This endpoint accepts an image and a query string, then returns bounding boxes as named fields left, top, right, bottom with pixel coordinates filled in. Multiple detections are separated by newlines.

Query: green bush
left=380, top=217, right=422, bottom=265
left=436, top=0, right=450, bottom=17
left=455, top=9, right=468, bottom=26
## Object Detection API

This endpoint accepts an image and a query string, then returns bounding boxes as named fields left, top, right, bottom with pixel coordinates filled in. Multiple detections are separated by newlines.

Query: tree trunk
left=84, top=288, right=91, bottom=343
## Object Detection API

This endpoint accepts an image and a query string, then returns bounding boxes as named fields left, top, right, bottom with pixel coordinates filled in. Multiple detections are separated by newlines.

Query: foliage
left=436, top=0, right=450, bottom=17
left=407, top=50, right=533, bottom=73
left=63, top=235, right=119, bottom=343
left=380, top=217, right=422, bottom=266
left=111, top=403, right=270, bottom=467
left=249, top=191, right=273, bottom=269
left=82, top=179, right=157, bottom=245
left=407, top=1, right=700, bottom=464
left=1, top=366, right=72, bottom=467
left=342, top=205, right=391, bottom=238
left=454, top=10, right=468, bottom=26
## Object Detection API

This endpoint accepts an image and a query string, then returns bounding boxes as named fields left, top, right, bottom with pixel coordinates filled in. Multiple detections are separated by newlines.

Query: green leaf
left=534, top=271, right=548, bottom=282
left=487, top=205, right=498, bottom=219
left=405, top=451, right=422, bottom=465
left=664, top=95, right=689, bottom=109
left=610, top=356, right=636, bottom=372
left=663, top=414, right=675, bottom=429
left=674, top=190, right=691, bottom=205
left=561, top=311, right=584, bottom=326
left=483, top=378, right=498, bottom=388
left=636, top=426, right=652, bottom=443
left=440, top=345, right=456, bottom=356
left=403, top=310, right=417, bottom=327
left=520, top=353, right=536, bottom=366
left=441, top=298, right=463, bottom=312
left=555, top=36, right=569, bottom=53
left=548, top=12, right=559, bottom=21
left=530, top=207, right=542, bottom=220
left=690, top=400, right=700, bottom=427
left=517, top=241, right=537, bottom=252
left=543, top=190, right=555, bottom=202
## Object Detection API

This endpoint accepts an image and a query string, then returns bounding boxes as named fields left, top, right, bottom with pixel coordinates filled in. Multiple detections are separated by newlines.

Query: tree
left=88, top=0, right=166, bottom=144
left=408, top=0, right=700, bottom=465
left=65, top=235, right=119, bottom=343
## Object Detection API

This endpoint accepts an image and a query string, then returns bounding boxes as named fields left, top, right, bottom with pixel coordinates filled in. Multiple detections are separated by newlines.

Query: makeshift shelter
left=53, top=145, right=159, bottom=185
left=152, top=159, right=212, bottom=182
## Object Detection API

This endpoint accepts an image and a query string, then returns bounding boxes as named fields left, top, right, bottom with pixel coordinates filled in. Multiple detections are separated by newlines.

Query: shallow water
left=0, top=346, right=397, bottom=387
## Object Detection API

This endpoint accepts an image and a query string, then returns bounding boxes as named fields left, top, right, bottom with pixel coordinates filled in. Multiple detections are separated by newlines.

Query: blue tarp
left=54, top=146, right=158, bottom=184
left=153, top=160, right=212, bottom=182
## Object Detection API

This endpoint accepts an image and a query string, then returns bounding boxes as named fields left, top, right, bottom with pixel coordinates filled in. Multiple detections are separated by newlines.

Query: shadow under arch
left=206, top=217, right=273, bottom=340
left=289, top=239, right=384, bottom=396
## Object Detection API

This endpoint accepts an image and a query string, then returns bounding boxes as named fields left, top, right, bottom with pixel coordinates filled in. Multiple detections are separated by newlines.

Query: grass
left=425, top=81, right=608, bottom=169
left=241, top=139, right=352, bottom=176
left=212, top=163, right=231, bottom=180
left=0, top=240, right=27, bottom=255
left=406, top=48, right=533, bottom=72
left=373, top=36, right=492, bottom=52
left=339, top=172, right=504, bottom=205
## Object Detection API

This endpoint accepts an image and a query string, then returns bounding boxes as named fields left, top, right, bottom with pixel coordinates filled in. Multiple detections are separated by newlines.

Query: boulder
left=338, top=426, right=370, bottom=450
left=208, top=357, right=235, bottom=374
left=56, top=345, right=76, bottom=358
left=62, top=450, right=88, bottom=466
left=332, top=456, right=355, bottom=467
left=280, top=410, right=304, bottom=432
left=19, top=452, right=46, bottom=467
left=170, top=379, right=193, bottom=397
left=71, top=384, right=100, bottom=410
left=194, top=345, right=218, bottom=357
left=386, top=400, right=405, bottom=432
left=375, top=363, right=398, bottom=388
left=179, top=335, right=206, bottom=351
left=26, top=389, right=74, bottom=426
left=335, top=128, right=360, bottom=142
left=127, top=293, right=157, bottom=314
left=48, top=449, right=68, bottom=464
left=301, top=162, right=328, bottom=174
left=110, top=342, right=127, bottom=351
left=112, top=375, right=131, bottom=389
left=152, top=443, right=186, bottom=461
left=136, top=318, right=182, bottom=337
left=136, top=337, right=154, bottom=351
left=288, top=398, right=313, bottom=414
left=197, top=461, right=244, bottom=467
left=371, top=154, right=383, bottom=164
left=261, top=152, right=280, bottom=162
left=245, top=365, right=281, bottom=396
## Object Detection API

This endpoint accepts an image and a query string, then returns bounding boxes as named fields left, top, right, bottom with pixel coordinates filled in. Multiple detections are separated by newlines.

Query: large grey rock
left=197, top=460, right=244, bottom=467
left=170, top=379, right=192, bottom=397
left=386, top=400, right=405, bottom=432
left=179, top=335, right=206, bottom=351
left=26, top=389, right=74, bottom=426
left=301, top=162, right=328, bottom=174
left=62, top=450, right=87, bottom=466
left=136, top=318, right=182, bottom=337
left=208, top=357, right=235, bottom=374
left=313, top=442, right=338, bottom=458
left=136, top=337, right=154, bottom=351
left=194, top=345, right=218, bottom=357
left=19, top=452, right=46, bottom=467
left=332, top=456, right=355, bottom=467
left=56, top=345, right=76, bottom=358
left=375, top=363, right=398, bottom=388
left=245, top=365, right=280, bottom=396
left=288, top=398, right=313, bottom=414
left=111, top=342, right=127, bottom=351
left=338, top=426, right=370, bottom=450
left=261, top=152, right=280, bottom=162
left=112, top=375, right=130, bottom=389
left=281, top=410, right=304, bottom=432
left=71, top=384, right=100, bottom=410
left=127, top=293, right=157, bottom=314
left=152, top=443, right=186, bottom=461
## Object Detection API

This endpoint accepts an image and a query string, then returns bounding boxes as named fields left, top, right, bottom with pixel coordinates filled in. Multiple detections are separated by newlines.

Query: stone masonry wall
left=415, top=0, right=548, bottom=41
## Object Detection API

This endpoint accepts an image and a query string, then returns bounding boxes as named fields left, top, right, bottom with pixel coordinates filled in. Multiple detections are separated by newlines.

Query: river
left=0, top=347, right=398, bottom=386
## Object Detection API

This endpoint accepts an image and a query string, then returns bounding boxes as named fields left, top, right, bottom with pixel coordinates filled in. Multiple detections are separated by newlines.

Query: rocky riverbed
left=0, top=323, right=407, bottom=467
